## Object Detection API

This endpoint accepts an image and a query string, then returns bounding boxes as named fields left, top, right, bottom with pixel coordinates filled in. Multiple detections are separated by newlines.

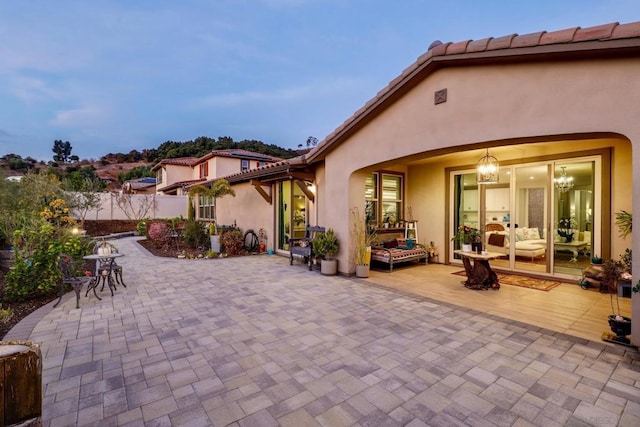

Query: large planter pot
left=321, top=259, right=338, bottom=275
left=355, top=264, right=370, bottom=278
left=608, top=314, right=632, bottom=338
left=210, top=235, right=221, bottom=253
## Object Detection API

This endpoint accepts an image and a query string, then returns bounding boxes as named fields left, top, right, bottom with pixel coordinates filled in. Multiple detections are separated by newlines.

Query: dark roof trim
left=305, top=21, right=640, bottom=163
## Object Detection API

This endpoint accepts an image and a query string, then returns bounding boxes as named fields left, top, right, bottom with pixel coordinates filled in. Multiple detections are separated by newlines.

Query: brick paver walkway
left=5, top=237, right=640, bottom=426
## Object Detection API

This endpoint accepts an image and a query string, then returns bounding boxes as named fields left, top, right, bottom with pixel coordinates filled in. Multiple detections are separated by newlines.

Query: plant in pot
left=351, top=207, right=375, bottom=277
left=602, top=258, right=632, bottom=344
left=313, top=228, right=339, bottom=275
left=188, top=179, right=235, bottom=253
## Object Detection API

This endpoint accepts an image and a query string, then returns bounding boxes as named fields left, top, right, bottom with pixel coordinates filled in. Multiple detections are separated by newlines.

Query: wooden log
left=0, top=341, right=42, bottom=427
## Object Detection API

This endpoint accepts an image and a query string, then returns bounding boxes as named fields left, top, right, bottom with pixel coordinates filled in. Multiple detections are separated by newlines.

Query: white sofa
left=485, top=226, right=546, bottom=261
left=486, top=225, right=591, bottom=261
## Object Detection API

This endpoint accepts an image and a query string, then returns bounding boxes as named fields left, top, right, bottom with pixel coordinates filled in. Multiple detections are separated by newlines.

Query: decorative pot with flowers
left=452, top=225, right=480, bottom=252
left=557, top=216, right=577, bottom=242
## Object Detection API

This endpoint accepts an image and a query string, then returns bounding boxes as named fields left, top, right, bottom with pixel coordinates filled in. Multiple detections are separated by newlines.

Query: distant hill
left=0, top=136, right=305, bottom=187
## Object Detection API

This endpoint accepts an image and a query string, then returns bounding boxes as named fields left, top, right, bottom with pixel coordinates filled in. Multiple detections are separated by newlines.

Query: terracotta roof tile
left=573, top=22, right=619, bottom=42
left=612, top=21, right=640, bottom=39
left=466, top=37, right=493, bottom=53
left=429, top=42, right=450, bottom=56
left=539, top=26, right=579, bottom=45
left=487, top=34, right=517, bottom=51
left=445, top=40, right=471, bottom=55
left=416, top=49, right=434, bottom=65
left=511, top=31, right=546, bottom=48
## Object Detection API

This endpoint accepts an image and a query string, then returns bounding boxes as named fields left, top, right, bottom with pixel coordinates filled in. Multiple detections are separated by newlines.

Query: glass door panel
left=451, top=172, right=478, bottom=260
left=512, top=164, right=548, bottom=273
left=553, top=161, right=594, bottom=276
left=483, top=168, right=512, bottom=270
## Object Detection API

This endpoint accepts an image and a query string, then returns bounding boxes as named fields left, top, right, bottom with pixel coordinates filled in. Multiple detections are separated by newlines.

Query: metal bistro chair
left=55, top=254, right=97, bottom=309
left=92, top=240, right=125, bottom=288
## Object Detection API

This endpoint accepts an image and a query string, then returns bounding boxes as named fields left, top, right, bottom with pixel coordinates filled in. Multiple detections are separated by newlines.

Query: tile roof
left=306, top=20, right=640, bottom=163
left=197, top=149, right=283, bottom=164
left=151, top=157, right=199, bottom=171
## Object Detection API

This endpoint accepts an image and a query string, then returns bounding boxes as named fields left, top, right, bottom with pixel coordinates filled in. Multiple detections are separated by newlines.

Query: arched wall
left=319, top=58, right=639, bottom=285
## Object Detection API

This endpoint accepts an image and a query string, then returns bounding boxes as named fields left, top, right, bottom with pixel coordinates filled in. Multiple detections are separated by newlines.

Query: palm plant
left=187, top=179, right=235, bottom=234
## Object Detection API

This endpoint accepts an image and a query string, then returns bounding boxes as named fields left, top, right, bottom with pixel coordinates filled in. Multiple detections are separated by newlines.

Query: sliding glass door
left=451, top=156, right=600, bottom=278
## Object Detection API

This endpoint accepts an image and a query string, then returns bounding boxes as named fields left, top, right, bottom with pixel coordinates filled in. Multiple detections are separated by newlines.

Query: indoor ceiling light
left=554, top=166, right=574, bottom=193
left=476, top=148, right=499, bottom=184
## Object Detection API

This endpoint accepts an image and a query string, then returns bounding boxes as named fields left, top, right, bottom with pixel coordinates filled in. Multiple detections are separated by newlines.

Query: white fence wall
left=79, top=193, right=188, bottom=220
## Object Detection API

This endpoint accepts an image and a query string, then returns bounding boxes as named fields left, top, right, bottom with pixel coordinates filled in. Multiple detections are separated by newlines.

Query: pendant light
left=476, top=148, right=499, bottom=184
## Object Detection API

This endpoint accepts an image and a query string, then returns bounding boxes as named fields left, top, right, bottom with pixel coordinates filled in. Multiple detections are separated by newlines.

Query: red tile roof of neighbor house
left=197, top=149, right=283, bottom=164
left=151, top=157, right=200, bottom=171
left=305, top=20, right=640, bottom=163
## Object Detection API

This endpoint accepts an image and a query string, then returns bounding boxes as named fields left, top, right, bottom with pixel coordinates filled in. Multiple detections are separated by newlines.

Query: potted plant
left=258, top=228, right=267, bottom=253
left=313, top=228, right=339, bottom=275
left=602, top=258, right=632, bottom=342
left=452, top=225, right=478, bottom=252
left=351, top=207, right=375, bottom=277
left=188, top=179, right=236, bottom=253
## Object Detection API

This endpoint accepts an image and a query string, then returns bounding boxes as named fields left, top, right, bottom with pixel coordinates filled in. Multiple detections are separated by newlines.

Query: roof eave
left=305, top=37, right=640, bottom=164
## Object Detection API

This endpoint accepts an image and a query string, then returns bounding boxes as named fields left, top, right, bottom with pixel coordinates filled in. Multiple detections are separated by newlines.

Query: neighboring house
left=153, top=150, right=282, bottom=195
left=205, top=21, right=640, bottom=344
left=122, top=177, right=157, bottom=194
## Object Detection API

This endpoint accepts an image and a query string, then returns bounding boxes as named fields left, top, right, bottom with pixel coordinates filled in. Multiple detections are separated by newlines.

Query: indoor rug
left=452, top=271, right=563, bottom=291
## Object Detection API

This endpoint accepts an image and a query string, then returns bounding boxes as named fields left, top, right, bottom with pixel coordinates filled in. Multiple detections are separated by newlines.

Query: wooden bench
left=289, top=226, right=325, bottom=271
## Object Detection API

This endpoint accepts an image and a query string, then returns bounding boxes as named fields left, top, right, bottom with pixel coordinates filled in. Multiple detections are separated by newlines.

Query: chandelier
left=476, top=148, right=499, bottom=184
left=554, top=166, right=574, bottom=193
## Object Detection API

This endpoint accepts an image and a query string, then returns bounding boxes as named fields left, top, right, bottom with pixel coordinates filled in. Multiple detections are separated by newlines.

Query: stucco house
left=199, top=21, right=640, bottom=344
left=153, top=149, right=283, bottom=195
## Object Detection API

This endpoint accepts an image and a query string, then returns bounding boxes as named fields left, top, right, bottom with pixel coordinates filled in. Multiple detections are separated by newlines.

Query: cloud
left=191, top=76, right=366, bottom=108
left=49, top=105, right=112, bottom=128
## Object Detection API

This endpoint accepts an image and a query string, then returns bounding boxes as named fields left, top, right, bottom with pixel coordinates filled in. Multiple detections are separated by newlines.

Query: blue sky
left=1, top=0, right=639, bottom=161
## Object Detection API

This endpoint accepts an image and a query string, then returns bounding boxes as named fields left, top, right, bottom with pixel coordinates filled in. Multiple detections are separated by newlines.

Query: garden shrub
left=182, top=219, right=207, bottom=248
left=147, top=221, right=171, bottom=244
left=137, top=220, right=148, bottom=237
left=220, top=229, right=244, bottom=256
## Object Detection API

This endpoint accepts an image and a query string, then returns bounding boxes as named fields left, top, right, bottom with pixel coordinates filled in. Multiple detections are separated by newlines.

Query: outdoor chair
left=54, top=253, right=96, bottom=309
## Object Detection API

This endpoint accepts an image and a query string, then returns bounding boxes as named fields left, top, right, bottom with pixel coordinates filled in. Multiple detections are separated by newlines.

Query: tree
left=113, top=193, right=157, bottom=221
left=52, top=140, right=72, bottom=163
left=64, top=177, right=105, bottom=228
left=187, top=179, right=235, bottom=234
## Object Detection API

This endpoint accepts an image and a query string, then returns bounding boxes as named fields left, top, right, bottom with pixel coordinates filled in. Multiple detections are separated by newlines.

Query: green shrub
left=137, top=220, right=148, bottom=237
left=183, top=220, right=207, bottom=248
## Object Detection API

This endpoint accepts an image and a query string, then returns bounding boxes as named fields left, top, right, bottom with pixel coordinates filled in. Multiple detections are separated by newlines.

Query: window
left=257, top=161, right=267, bottom=168
left=156, top=169, right=163, bottom=185
left=198, top=195, right=215, bottom=220
left=241, top=159, right=250, bottom=171
left=381, top=174, right=403, bottom=224
left=199, top=162, right=208, bottom=178
left=365, top=173, right=378, bottom=224
left=365, top=172, right=403, bottom=225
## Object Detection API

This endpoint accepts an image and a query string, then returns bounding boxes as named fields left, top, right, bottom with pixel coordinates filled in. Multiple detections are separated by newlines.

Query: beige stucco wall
left=216, top=181, right=275, bottom=249
left=319, top=58, right=638, bottom=291
left=156, top=165, right=193, bottom=193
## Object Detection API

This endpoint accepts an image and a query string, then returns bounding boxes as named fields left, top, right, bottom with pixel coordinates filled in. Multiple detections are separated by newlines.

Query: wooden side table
left=454, top=250, right=503, bottom=290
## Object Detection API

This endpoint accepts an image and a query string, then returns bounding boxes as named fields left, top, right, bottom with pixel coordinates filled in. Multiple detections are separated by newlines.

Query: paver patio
left=5, top=236, right=640, bottom=426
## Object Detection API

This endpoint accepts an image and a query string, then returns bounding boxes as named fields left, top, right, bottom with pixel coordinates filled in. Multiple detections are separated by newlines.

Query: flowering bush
left=148, top=221, right=171, bottom=244
left=220, top=230, right=244, bottom=256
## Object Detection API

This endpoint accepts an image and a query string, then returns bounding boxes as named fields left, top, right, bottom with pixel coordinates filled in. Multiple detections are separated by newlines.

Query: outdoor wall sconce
left=476, top=148, right=499, bottom=184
